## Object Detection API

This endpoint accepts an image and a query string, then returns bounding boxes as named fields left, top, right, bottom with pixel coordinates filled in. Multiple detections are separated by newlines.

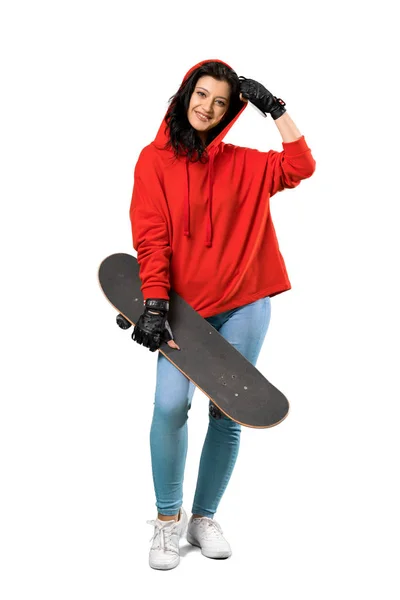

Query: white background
left=1, top=0, right=399, bottom=598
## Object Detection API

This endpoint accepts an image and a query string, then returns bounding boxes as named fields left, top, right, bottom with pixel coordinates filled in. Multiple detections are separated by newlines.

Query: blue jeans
left=150, top=296, right=272, bottom=517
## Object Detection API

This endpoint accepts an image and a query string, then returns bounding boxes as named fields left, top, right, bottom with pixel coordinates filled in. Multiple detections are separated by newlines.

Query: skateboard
left=98, top=253, right=289, bottom=428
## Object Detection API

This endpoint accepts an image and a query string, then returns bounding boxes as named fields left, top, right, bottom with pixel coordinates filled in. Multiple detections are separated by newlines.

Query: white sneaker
left=147, top=507, right=188, bottom=570
left=187, top=515, right=232, bottom=559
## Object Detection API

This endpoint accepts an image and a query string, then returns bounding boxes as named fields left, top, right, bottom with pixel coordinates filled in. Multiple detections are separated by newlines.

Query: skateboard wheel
left=209, top=402, right=223, bottom=419
left=116, top=314, right=131, bottom=330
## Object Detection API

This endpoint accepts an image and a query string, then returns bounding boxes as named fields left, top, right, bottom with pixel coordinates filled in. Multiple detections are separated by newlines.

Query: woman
left=129, top=58, right=316, bottom=570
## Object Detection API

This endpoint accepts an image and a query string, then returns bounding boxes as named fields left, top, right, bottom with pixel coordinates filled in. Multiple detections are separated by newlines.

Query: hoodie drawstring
left=183, top=147, right=218, bottom=248
left=184, top=157, right=190, bottom=238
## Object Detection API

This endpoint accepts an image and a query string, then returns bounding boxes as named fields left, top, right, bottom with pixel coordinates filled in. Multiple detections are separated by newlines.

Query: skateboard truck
left=116, top=314, right=131, bottom=330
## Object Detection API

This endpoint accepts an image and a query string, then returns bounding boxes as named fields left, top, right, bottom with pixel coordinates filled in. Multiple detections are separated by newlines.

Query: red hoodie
left=130, top=59, right=316, bottom=318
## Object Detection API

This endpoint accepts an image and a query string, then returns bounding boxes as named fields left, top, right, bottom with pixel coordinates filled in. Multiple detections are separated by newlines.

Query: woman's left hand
left=239, top=76, right=286, bottom=120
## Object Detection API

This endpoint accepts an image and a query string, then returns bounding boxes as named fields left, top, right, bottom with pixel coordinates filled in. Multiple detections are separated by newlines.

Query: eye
left=196, top=91, right=226, bottom=107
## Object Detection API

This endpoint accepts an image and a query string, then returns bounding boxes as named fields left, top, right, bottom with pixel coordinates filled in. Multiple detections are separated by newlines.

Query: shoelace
left=194, top=518, right=225, bottom=540
left=147, top=519, right=179, bottom=554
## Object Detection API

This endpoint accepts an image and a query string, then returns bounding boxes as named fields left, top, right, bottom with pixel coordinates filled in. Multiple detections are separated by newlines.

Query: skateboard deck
left=98, top=253, right=289, bottom=428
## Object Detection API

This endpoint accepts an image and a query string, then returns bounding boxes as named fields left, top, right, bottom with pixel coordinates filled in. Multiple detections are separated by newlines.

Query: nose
left=202, top=100, right=213, bottom=115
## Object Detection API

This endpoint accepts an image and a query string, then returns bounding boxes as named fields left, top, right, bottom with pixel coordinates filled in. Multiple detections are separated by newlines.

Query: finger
left=167, top=340, right=180, bottom=350
left=162, top=320, right=174, bottom=343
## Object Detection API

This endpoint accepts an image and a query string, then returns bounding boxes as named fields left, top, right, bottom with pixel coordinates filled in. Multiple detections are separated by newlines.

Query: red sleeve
left=245, top=135, right=316, bottom=197
left=129, top=156, right=171, bottom=301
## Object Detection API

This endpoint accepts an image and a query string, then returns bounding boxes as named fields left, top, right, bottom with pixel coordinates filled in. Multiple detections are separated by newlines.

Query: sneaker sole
left=149, top=556, right=180, bottom=570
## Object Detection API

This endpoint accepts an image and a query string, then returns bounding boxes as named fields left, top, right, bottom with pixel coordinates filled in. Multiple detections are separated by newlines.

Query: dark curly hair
left=163, top=61, right=243, bottom=163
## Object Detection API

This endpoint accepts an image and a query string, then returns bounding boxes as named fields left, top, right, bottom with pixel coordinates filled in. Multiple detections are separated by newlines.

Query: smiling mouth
left=195, top=111, right=211, bottom=122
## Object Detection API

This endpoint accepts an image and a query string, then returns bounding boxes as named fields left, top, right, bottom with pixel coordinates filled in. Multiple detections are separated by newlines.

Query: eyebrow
left=196, top=86, right=228, bottom=101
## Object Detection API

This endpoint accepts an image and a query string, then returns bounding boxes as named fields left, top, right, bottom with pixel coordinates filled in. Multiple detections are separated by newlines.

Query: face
left=187, top=75, right=231, bottom=144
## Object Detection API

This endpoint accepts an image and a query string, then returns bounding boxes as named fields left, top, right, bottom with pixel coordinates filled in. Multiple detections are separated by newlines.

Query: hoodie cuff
left=281, top=135, right=310, bottom=156
left=142, top=286, right=170, bottom=301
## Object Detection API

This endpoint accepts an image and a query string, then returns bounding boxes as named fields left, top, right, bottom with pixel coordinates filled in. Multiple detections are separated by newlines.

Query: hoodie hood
left=151, top=58, right=248, bottom=247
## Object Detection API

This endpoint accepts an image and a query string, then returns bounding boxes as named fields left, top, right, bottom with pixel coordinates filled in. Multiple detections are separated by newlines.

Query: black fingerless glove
left=239, top=76, right=286, bottom=120
left=132, top=298, right=174, bottom=352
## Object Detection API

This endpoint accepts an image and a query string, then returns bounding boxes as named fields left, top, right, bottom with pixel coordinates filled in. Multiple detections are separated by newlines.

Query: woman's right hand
left=132, top=299, right=180, bottom=352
